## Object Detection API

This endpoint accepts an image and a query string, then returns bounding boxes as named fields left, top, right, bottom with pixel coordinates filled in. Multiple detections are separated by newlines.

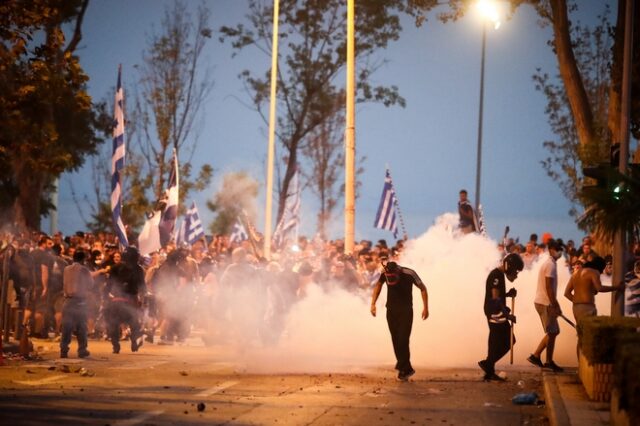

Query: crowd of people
left=0, top=228, right=405, bottom=358
left=1, top=210, right=638, bottom=382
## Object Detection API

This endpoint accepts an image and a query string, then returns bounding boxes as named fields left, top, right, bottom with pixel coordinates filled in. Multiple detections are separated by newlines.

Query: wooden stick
left=509, top=296, right=515, bottom=364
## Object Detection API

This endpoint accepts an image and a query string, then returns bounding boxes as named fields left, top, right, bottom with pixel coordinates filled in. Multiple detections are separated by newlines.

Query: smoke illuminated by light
left=200, top=213, right=599, bottom=373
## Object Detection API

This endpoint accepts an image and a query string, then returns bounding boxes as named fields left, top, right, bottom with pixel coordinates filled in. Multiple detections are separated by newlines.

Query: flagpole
left=264, top=0, right=280, bottom=261
left=387, top=166, right=408, bottom=240
left=344, top=0, right=356, bottom=254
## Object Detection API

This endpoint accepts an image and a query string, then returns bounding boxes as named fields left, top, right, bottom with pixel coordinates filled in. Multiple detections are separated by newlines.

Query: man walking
left=60, top=250, right=92, bottom=358
left=370, top=261, right=429, bottom=381
left=479, top=253, right=523, bottom=381
left=527, top=239, right=564, bottom=372
left=104, top=247, right=146, bottom=354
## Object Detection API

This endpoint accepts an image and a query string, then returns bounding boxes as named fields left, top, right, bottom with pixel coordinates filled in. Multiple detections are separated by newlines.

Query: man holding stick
left=478, top=253, right=522, bottom=381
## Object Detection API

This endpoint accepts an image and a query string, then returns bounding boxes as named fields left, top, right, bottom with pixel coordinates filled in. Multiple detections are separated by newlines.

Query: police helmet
left=503, top=253, right=524, bottom=276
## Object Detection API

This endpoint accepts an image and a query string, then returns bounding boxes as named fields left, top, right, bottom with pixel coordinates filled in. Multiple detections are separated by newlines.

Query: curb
left=543, top=372, right=571, bottom=426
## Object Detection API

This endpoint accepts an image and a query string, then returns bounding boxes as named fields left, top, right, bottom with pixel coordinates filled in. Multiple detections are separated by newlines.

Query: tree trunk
left=277, top=142, right=298, bottom=226
left=550, top=0, right=598, bottom=148
left=12, top=160, right=45, bottom=231
left=607, top=0, right=626, bottom=146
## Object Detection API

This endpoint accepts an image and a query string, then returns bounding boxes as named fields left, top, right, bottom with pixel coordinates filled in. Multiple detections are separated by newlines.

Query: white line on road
left=112, top=410, right=164, bottom=426
left=113, top=360, right=168, bottom=370
left=196, top=380, right=239, bottom=397
left=13, top=375, right=67, bottom=386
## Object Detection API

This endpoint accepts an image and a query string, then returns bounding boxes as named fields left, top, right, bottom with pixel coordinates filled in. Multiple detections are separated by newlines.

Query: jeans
left=60, top=299, right=88, bottom=355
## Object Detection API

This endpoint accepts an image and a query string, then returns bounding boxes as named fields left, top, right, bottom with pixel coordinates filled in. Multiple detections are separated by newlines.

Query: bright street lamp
left=474, top=0, right=500, bottom=213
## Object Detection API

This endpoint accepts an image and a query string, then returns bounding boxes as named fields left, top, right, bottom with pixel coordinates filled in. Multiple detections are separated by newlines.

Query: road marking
left=13, top=375, right=67, bottom=386
left=196, top=380, right=239, bottom=397
left=112, top=410, right=164, bottom=426
left=114, top=360, right=168, bottom=370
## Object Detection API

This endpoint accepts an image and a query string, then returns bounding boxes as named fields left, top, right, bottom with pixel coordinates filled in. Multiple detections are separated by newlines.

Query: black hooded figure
left=104, top=246, right=146, bottom=354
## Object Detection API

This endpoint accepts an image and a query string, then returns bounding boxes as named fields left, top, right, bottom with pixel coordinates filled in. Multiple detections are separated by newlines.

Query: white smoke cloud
left=201, top=212, right=607, bottom=373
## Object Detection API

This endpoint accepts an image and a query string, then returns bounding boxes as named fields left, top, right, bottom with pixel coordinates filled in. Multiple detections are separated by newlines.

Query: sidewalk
left=543, top=370, right=610, bottom=426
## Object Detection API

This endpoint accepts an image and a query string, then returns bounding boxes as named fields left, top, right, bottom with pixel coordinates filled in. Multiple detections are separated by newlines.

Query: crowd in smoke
left=1, top=213, right=638, bottom=373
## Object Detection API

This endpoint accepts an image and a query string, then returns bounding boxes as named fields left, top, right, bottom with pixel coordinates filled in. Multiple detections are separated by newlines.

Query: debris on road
left=512, top=392, right=539, bottom=405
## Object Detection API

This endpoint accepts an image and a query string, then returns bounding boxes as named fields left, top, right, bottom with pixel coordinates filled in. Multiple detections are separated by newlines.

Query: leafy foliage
left=220, top=0, right=408, bottom=226
left=0, top=0, right=106, bottom=230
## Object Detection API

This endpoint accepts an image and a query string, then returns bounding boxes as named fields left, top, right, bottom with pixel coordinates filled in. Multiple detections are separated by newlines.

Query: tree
left=534, top=7, right=613, bottom=217
left=0, top=0, right=106, bottom=231
left=81, top=1, right=215, bottom=236
left=131, top=0, right=214, bottom=218
left=220, top=0, right=408, bottom=227
left=300, top=94, right=365, bottom=238
left=410, top=0, right=640, bottom=234
left=207, top=171, right=260, bottom=235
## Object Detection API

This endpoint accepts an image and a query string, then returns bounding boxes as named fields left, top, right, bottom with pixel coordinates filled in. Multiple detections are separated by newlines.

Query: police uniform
left=480, top=267, right=513, bottom=378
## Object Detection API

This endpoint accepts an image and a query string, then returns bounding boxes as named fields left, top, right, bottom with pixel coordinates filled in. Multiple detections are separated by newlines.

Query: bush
left=577, top=316, right=640, bottom=364
left=613, top=331, right=640, bottom=419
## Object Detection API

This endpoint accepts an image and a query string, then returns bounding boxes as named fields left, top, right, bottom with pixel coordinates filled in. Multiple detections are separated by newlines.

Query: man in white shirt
left=527, top=239, right=564, bottom=372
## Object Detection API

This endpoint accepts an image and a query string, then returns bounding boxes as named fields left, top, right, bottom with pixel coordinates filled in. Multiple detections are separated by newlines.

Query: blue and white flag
left=229, top=220, right=248, bottom=244
left=159, top=148, right=179, bottom=247
left=273, top=167, right=300, bottom=248
left=111, top=65, right=129, bottom=249
left=373, top=169, right=398, bottom=239
left=184, top=201, right=205, bottom=245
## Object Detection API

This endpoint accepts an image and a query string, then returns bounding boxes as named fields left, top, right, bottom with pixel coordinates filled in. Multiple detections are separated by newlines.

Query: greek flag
left=273, top=167, right=300, bottom=248
left=184, top=201, right=205, bottom=245
left=373, top=169, right=398, bottom=239
left=159, top=148, right=179, bottom=247
left=230, top=220, right=248, bottom=244
left=111, top=65, right=129, bottom=249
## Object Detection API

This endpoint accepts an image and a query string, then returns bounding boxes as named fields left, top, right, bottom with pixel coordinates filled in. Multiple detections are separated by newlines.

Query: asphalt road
left=0, top=336, right=549, bottom=425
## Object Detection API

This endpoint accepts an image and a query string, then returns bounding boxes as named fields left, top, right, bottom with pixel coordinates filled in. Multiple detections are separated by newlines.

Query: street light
left=474, top=0, right=500, bottom=213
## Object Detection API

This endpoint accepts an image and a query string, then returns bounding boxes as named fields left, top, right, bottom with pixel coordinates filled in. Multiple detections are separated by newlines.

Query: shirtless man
left=563, top=256, right=618, bottom=323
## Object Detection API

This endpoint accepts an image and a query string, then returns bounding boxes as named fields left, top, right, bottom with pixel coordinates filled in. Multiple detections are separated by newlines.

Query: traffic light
left=582, top=163, right=612, bottom=198
left=582, top=163, right=639, bottom=202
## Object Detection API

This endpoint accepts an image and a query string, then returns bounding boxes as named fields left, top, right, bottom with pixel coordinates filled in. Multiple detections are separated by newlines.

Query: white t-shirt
left=535, top=254, right=557, bottom=305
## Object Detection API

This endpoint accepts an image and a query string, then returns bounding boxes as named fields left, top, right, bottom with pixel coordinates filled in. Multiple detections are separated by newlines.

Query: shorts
left=572, top=303, right=597, bottom=325
left=535, top=303, right=560, bottom=335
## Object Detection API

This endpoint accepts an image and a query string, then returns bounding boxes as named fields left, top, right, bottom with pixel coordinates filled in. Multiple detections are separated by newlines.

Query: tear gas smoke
left=163, top=213, right=605, bottom=373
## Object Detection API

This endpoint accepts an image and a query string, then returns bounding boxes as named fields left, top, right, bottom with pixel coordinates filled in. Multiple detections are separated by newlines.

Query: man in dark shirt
left=25, top=236, right=53, bottom=338
left=104, top=247, right=146, bottom=354
left=371, top=261, right=429, bottom=381
left=458, top=189, right=477, bottom=234
left=478, top=253, right=523, bottom=381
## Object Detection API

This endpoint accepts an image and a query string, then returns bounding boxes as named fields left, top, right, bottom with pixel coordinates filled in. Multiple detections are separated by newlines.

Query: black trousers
left=105, top=302, right=141, bottom=352
left=485, top=321, right=514, bottom=373
left=386, top=307, right=413, bottom=373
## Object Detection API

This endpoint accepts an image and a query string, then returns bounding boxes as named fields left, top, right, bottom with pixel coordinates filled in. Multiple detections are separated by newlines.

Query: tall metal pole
left=612, top=0, right=634, bottom=317
left=475, top=22, right=487, bottom=213
left=264, top=0, right=280, bottom=260
left=344, top=0, right=356, bottom=254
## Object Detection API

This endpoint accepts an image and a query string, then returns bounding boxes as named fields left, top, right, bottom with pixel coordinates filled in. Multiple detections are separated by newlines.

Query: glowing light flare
left=476, top=0, right=501, bottom=29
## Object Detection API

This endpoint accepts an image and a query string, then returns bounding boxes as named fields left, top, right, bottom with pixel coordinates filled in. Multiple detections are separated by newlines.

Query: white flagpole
left=344, top=0, right=356, bottom=254
left=264, top=0, right=280, bottom=261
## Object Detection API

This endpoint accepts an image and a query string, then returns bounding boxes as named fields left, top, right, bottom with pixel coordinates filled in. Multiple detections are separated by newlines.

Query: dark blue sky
left=55, top=0, right=622, bottom=244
